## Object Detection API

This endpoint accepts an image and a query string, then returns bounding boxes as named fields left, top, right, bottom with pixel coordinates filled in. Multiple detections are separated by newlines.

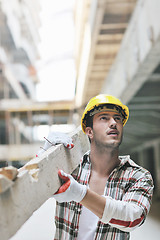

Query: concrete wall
left=102, top=0, right=160, bottom=104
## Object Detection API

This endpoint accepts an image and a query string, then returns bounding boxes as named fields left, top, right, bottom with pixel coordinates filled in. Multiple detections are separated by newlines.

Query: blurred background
left=0, top=0, right=159, bottom=239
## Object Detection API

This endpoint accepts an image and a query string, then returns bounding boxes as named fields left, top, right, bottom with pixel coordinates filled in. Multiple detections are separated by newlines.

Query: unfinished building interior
left=0, top=0, right=160, bottom=239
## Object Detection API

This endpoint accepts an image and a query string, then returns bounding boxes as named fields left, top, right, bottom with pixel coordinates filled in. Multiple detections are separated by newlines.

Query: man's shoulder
left=119, top=155, right=153, bottom=179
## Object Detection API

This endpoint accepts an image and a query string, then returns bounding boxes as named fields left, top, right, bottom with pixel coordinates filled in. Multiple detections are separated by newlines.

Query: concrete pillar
left=5, top=111, right=12, bottom=145
left=27, top=111, right=33, bottom=142
left=138, top=150, right=144, bottom=168
left=15, top=113, right=21, bottom=145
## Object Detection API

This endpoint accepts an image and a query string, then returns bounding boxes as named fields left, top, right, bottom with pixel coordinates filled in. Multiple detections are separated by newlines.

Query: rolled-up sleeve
left=100, top=170, right=154, bottom=232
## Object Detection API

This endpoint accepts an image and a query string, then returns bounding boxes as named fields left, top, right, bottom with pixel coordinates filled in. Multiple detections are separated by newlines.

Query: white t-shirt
left=77, top=205, right=99, bottom=240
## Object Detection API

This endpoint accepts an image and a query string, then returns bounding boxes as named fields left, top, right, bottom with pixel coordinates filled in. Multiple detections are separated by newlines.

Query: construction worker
left=42, top=94, right=154, bottom=240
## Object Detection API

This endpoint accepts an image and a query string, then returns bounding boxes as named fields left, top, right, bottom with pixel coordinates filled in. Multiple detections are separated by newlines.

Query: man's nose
left=109, top=117, right=117, bottom=127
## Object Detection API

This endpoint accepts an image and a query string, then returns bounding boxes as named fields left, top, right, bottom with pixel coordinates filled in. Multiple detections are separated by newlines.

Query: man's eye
left=115, top=116, right=122, bottom=122
left=100, top=116, right=108, bottom=120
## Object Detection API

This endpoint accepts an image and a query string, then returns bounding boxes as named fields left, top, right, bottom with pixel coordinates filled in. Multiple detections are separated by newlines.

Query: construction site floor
left=10, top=197, right=160, bottom=240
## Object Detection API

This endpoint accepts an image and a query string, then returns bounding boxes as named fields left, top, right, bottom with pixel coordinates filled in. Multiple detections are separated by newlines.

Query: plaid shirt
left=54, top=152, right=153, bottom=240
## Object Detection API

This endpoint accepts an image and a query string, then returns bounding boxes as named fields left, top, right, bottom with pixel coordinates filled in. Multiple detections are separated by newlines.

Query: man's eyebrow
left=98, top=113, right=122, bottom=117
left=98, top=113, right=121, bottom=116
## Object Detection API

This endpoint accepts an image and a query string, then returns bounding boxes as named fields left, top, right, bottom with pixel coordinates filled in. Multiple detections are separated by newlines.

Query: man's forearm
left=80, top=188, right=144, bottom=232
left=80, top=188, right=106, bottom=219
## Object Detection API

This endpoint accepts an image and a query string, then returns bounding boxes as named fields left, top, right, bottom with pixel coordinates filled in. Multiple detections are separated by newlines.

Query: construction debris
left=0, top=166, right=18, bottom=194
left=0, top=166, right=18, bottom=181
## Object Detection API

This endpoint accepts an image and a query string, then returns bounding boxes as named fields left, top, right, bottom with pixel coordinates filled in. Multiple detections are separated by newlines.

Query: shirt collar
left=83, top=150, right=91, bottom=163
left=83, top=152, right=139, bottom=168
left=118, top=155, right=140, bottom=168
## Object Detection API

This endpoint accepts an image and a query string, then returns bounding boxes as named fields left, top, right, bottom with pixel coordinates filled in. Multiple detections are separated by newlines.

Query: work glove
left=53, top=169, right=87, bottom=203
left=36, top=132, right=74, bottom=157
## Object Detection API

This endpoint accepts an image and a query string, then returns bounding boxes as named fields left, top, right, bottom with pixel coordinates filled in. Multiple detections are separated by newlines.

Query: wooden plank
left=0, top=127, right=90, bottom=240
left=93, top=58, right=114, bottom=65
left=90, top=72, right=107, bottom=78
left=95, top=44, right=120, bottom=54
left=90, top=65, right=111, bottom=71
left=100, top=23, right=128, bottom=30
left=86, top=81, right=104, bottom=89
left=97, top=33, right=123, bottom=41
left=104, top=1, right=136, bottom=14
left=94, top=53, right=117, bottom=59
left=106, top=0, right=136, bottom=4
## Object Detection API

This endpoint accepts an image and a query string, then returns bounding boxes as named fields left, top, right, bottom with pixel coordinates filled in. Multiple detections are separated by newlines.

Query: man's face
left=87, top=111, right=123, bottom=150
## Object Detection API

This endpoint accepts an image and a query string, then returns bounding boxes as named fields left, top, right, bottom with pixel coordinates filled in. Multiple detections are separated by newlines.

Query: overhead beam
left=125, top=121, right=159, bottom=133
left=85, top=80, right=104, bottom=89
left=89, top=72, right=107, bottom=78
left=75, top=0, right=106, bottom=107
left=100, top=23, right=128, bottom=30
left=148, top=73, right=160, bottom=82
left=0, top=99, right=74, bottom=112
left=0, top=127, right=90, bottom=240
left=130, top=110, right=160, bottom=118
left=130, top=96, right=160, bottom=103
left=97, top=33, right=123, bottom=41
left=102, top=0, right=160, bottom=104
left=95, top=44, right=120, bottom=54
left=129, top=104, right=160, bottom=110
left=90, top=64, right=111, bottom=71
left=104, top=0, right=136, bottom=14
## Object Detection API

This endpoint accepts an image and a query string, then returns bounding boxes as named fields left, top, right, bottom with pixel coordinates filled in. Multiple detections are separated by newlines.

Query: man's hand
left=53, top=170, right=87, bottom=203
left=36, top=132, right=74, bottom=157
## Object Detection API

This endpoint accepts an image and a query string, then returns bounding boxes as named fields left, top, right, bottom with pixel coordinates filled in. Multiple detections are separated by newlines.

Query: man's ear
left=85, top=127, right=93, bottom=140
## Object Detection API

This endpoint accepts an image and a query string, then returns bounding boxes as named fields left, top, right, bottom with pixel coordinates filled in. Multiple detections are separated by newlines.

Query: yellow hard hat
left=81, top=94, right=129, bottom=133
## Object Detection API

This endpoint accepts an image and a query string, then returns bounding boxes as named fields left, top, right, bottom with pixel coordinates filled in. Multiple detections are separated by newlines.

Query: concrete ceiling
left=75, top=0, right=137, bottom=108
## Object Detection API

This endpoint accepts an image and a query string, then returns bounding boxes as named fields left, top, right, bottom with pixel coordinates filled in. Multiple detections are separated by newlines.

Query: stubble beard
left=94, top=133, right=123, bottom=152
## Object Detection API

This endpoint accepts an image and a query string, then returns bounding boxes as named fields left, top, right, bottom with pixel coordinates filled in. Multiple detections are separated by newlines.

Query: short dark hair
left=85, top=115, right=93, bottom=143
left=86, top=115, right=93, bottom=129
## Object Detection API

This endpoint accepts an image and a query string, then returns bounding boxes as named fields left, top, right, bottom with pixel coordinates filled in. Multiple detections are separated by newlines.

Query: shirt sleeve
left=100, top=170, right=154, bottom=232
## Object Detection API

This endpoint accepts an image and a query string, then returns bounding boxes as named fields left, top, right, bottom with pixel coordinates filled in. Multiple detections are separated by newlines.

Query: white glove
left=53, top=170, right=87, bottom=203
left=36, top=132, right=74, bottom=157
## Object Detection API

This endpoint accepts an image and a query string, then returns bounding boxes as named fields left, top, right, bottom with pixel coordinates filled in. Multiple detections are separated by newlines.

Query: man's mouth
left=107, top=130, right=119, bottom=136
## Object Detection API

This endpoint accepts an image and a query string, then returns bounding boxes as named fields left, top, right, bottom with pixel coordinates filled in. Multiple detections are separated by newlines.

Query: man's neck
left=90, top=145, right=120, bottom=177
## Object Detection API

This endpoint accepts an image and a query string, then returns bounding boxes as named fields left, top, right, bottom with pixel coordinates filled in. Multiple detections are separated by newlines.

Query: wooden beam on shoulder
left=0, top=127, right=90, bottom=240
